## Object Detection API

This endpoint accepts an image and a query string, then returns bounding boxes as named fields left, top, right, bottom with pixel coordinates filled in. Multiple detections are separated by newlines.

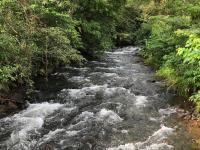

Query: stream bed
left=0, top=47, right=195, bottom=150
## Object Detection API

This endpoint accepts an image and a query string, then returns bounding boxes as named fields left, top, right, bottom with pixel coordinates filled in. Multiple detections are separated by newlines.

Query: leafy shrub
left=0, top=0, right=85, bottom=92
left=141, top=15, right=191, bottom=66
left=138, top=0, right=200, bottom=110
left=0, top=0, right=136, bottom=93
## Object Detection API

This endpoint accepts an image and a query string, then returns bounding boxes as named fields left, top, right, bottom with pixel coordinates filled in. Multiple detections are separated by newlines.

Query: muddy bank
left=181, top=118, right=200, bottom=149
left=175, top=108, right=200, bottom=149
left=172, top=98, right=200, bottom=149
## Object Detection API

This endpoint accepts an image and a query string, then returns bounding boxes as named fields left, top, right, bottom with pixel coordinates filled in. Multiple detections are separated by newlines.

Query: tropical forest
left=0, top=0, right=200, bottom=149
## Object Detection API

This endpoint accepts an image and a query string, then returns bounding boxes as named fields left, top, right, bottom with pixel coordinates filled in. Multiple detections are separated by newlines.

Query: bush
left=138, top=0, right=200, bottom=110
left=0, top=0, right=85, bottom=92
left=1, top=0, right=138, bottom=93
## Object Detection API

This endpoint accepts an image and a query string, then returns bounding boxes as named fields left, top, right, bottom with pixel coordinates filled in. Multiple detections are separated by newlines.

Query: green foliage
left=176, top=34, right=200, bottom=93
left=116, top=5, right=142, bottom=45
left=1, top=0, right=140, bottom=93
left=0, top=0, right=85, bottom=92
left=156, top=65, right=179, bottom=86
left=177, top=34, right=200, bottom=63
left=141, top=15, right=191, bottom=66
left=0, top=65, right=18, bottom=91
left=73, top=0, right=127, bottom=57
left=158, top=34, right=200, bottom=102
left=138, top=0, right=200, bottom=110
left=190, top=91, right=200, bottom=110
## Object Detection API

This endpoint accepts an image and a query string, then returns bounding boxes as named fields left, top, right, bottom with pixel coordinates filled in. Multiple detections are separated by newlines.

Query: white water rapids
left=0, top=47, right=193, bottom=150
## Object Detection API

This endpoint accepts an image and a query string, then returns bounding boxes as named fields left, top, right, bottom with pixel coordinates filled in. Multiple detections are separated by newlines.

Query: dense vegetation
left=0, top=0, right=139, bottom=95
left=0, top=0, right=200, bottom=112
left=135, top=0, right=200, bottom=112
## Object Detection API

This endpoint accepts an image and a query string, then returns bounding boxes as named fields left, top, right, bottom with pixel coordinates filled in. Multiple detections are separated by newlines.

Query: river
left=0, top=47, right=194, bottom=150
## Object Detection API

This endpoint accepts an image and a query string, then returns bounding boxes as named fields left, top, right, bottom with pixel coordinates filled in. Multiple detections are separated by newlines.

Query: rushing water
left=0, top=47, right=194, bottom=150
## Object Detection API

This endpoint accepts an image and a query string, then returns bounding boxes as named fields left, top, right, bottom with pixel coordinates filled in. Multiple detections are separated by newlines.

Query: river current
left=0, top=47, right=194, bottom=150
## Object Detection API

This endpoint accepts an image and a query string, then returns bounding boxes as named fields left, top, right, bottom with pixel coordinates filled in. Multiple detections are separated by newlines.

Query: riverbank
left=181, top=118, right=200, bottom=149
left=140, top=54, right=200, bottom=149
left=0, top=47, right=196, bottom=149
left=174, top=100, right=200, bottom=149
left=170, top=105, right=200, bottom=149
left=0, top=46, right=199, bottom=149
left=0, top=88, right=27, bottom=118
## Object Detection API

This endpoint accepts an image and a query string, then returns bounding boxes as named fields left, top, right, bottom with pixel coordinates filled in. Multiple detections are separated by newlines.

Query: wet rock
left=0, top=86, right=26, bottom=118
left=0, top=106, right=7, bottom=118
left=184, top=115, right=192, bottom=120
left=40, top=143, right=55, bottom=150
left=146, top=79, right=156, bottom=83
left=176, top=109, right=190, bottom=119
left=7, top=101, right=18, bottom=110
left=0, top=97, right=26, bottom=118
left=177, top=113, right=187, bottom=118
left=132, top=90, right=142, bottom=96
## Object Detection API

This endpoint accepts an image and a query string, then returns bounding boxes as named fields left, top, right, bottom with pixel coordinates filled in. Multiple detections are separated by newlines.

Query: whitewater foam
left=65, top=84, right=129, bottom=99
left=159, top=108, right=177, bottom=116
left=107, top=125, right=174, bottom=150
left=6, top=102, right=63, bottom=149
left=77, top=111, right=94, bottom=121
left=102, top=73, right=118, bottom=77
left=68, top=76, right=90, bottom=83
left=42, top=129, right=65, bottom=142
left=104, top=87, right=128, bottom=97
left=135, top=96, right=148, bottom=108
left=97, top=108, right=123, bottom=124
